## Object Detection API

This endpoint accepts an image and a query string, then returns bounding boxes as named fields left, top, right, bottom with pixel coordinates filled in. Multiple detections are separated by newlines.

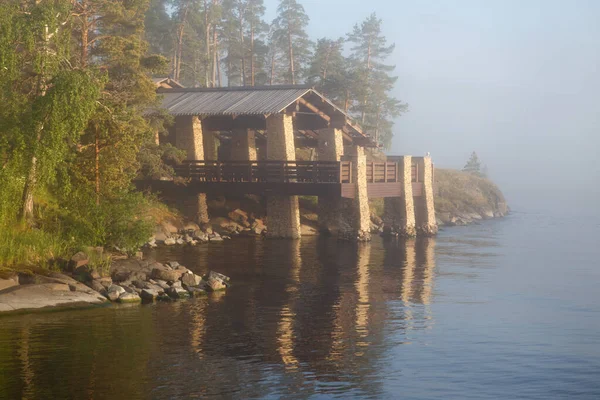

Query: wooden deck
left=152, top=160, right=425, bottom=198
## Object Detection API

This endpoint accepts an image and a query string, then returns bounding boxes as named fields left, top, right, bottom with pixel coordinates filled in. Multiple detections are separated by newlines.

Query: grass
left=0, top=225, right=70, bottom=272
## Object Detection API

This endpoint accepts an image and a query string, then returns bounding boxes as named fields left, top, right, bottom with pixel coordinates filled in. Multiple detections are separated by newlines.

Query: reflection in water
left=0, top=237, right=438, bottom=399
left=277, top=240, right=301, bottom=371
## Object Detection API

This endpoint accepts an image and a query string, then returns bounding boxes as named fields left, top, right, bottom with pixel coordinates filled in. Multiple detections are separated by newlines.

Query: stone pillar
left=383, top=156, right=416, bottom=237
left=266, top=114, right=301, bottom=239
left=175, top=115, right=209, bottom=224
left=203, top=131, right=219, bottom=161
left=317, top=128, right=344, bottom=233
left=414, top=156, right=437, bottom=236
left=339, top=145, right=371, bottom=241
left=230, top=129, right=257, bottom=161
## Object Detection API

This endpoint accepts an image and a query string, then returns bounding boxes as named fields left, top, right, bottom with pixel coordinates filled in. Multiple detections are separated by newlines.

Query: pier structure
left=148, top=85, right=436, bottom=239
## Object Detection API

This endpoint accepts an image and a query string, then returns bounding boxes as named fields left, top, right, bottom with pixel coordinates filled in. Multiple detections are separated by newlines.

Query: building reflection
left=1, top=236, right=438, bottom=399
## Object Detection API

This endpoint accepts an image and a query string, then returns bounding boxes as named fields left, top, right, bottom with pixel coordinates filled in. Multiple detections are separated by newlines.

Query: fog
left=266, top=0, right=600, bottom=215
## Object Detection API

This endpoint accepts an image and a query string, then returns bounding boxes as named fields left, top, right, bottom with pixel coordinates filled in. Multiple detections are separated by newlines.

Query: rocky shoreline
left=436, top=208, right=509, bottom=227
left=0, top=251, right=230, bottom=315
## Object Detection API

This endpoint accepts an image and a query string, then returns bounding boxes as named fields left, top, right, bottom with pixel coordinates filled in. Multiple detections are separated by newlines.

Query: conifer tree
left=271, top=0, right=312, bottom=84
left=463, top=152, right=482, bottom=176
left=347, top=13, right=406, bottom=148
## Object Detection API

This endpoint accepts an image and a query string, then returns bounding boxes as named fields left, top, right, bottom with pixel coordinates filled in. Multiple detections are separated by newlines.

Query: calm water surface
left=1, top=211, right=599, bottom=399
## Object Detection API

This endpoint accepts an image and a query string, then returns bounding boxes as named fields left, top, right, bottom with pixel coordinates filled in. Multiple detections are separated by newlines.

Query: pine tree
left=271, top=0, right=312, bottom=84
left=307, top=37, right=354, bottom=106
left=347, top=13, right=406, bottom=148
left=463, top=152, right=482, bottom=176
left=72, top=0, right=168, bottom=204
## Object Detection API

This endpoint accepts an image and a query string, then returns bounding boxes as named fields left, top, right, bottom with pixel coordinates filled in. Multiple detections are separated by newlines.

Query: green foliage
left=45, top=189, right=153, bottom=254
left=0, top=227, right=69, bottom=270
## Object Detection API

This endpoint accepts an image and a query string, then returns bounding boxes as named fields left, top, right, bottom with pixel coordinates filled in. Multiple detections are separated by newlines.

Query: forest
left=0, top=0, right=404, bottom=269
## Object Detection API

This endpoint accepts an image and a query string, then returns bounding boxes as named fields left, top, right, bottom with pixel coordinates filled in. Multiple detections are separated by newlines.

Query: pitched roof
left=157, top=85, right=312, bottom=116
left=155, top=85, right=374, bottom=145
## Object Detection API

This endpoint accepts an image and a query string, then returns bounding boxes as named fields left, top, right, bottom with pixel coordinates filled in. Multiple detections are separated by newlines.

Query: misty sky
left=265, top=0, right=600, bottom=214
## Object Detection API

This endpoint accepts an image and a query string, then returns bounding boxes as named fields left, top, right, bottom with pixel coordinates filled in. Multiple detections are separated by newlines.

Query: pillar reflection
left=276, top=239, right=302, bottom=370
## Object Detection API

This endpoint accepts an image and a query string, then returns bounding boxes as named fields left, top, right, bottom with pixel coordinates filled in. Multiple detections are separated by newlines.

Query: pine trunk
left=250, top=22, right=255, bottom=86
left=288, top=24, right=295, bottom=85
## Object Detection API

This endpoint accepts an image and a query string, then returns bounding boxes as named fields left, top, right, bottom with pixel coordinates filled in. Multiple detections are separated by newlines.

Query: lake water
left=1, top=211, right=599, bottom=399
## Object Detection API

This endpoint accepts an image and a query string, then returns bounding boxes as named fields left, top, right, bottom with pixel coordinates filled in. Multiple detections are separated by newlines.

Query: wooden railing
left=174, top=160, right=344, bottom=183
left=366, top=162, right=398, bottom=183
left=173, top=160, right=426, bottom=185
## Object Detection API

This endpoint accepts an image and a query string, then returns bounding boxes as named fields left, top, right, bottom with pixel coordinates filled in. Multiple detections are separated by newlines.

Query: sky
left=265, top=0, right=600, bottom=214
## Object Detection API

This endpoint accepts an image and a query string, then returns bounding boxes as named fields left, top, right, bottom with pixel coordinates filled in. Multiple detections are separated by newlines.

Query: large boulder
left=228, top=209, right=249, bottom=227
left=151, top=268, right=183, bottom=282
left=140, top=289, right=159, bottom=302
left=181, top=272, right=197, bottom=287
left=165, top=286, right=189, bottom=299
left=164, top=237, right=177, bottom=246
left=118, top=292, right=141, bottom=303
left=89, top=280, right=108, bottom=297
left=107, top=285, right=125, bottom=301
left=206, top=278, right=226, bottom=292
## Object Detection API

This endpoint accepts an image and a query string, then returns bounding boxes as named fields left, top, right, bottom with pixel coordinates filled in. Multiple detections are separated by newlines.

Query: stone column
left=383, top=156, right=416, bottom=237
left=266, top=114, right=301, bottom=239
left=230, top=129, right=257, bottom=161
left=339, top=145, right=371, bottom=241
left=414, top=156, right=437, bottom=236
left=317, top=128, right=344, bottom=233
left=175, top=115, right=209, bottom=224
left=203, top=131, right=219, bottom=161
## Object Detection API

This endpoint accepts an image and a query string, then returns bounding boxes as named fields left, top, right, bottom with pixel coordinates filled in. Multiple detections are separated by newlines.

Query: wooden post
left=384, top=162, right=388, bottom=183
left=313, top=162, right=319, bottom=183
left=216, top=161, right=222, bottom=182
left=371, top=162, right=375, bottom=183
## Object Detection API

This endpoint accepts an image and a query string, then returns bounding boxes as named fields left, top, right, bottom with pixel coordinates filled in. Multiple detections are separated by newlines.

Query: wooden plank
left=367, top=182, right=403, bottom=198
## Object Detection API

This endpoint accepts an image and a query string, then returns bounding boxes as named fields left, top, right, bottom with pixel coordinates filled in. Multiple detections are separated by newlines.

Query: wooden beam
left=298, top=98, right=330, bottom=122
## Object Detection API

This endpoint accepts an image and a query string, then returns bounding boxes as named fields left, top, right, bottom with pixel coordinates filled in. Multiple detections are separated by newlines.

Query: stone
left=131, top=280, right=147, bottom=289
left=151, top=268, right=183, bottom=282
left=228, top=209, right=249, bottom=225
left=171, top=281, right=183, bottom=289
left=165, top=286, right=189, bottom=299
left=210, top=235, right=224, bottom=242
left=164, top=237, right=177, bottom=246
left=167, top=261, right=180, bottom=269
left=208, top=271, right=230, bottom=283
left=184, top=285, right=206, bottom=297
left=111, top=268, right=132, bottom=283
left=0, top=277, right=18, bottom=292
left=99, top=277, right=113, bottom=289
left=193, top=274, right=203, bottom=286
left=184, top=222, right=200, bottom=232
left=181, top=273, right=197, bottom=287
left=154, top=280, right=170, bottom=290
left=121, top=285, right=136, bottom=294
left=0, top=283, right=106, bottom=313
left=73, top=265, right=93, bottom=283
left=107, top=285, right=126, bottom=301
left=140, top=289, right=159, bottom=302
left=69, top=251, right=89, bottom=270
left=135, top=251, right=143, bottom=260
left=89, top=280, right=108, bottom=296
left=118, top=292, right=141, bottom=303
left=206, top=278, right=226, bottom=292
left=176, top=238, right=185, bottom=245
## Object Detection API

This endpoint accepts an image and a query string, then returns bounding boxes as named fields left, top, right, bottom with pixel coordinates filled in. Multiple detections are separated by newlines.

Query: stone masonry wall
left=383, top=156, right=416, bottom=237
left=266, top=114, right=301, bottom=238
left=230, top=129, right=257, bottom=161
left=339, top=145, right=371, bottom=241
left=414, top=156, right=438, bottom=236
left=317, top=128, right=344, bottom=233
left=174, top=115, right=208, bottom=224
